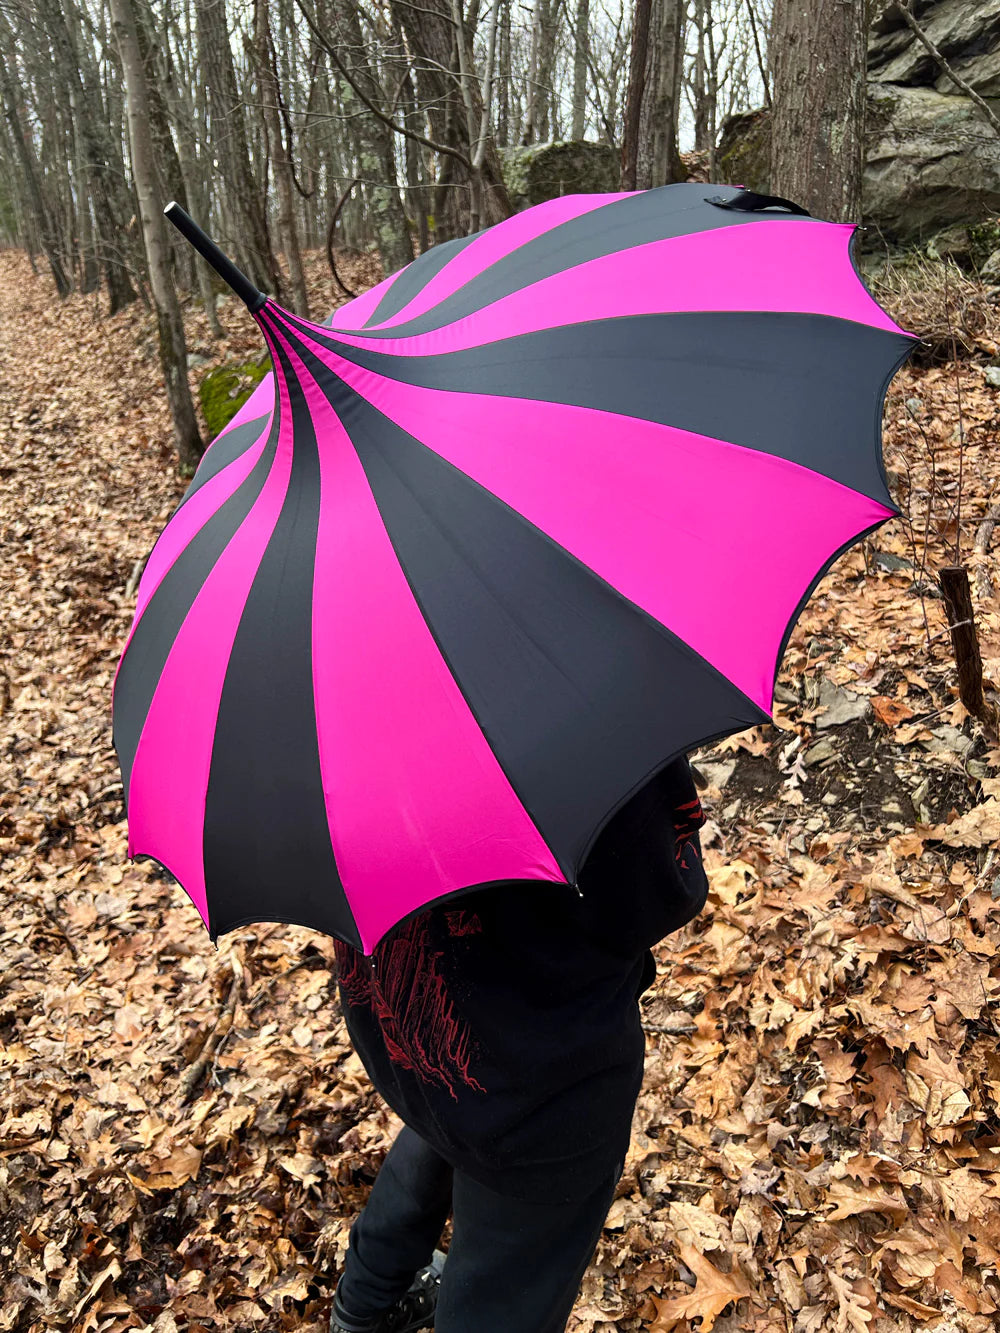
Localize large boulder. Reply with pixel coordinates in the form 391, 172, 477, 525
868, 0, 1000, 98
500, 141, 620, 212
865, 83, 1000, 240
715, 110, 771, 195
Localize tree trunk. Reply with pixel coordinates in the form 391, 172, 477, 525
110, 0, 203, 472
196, 0, 281, 296
622, 0, 685, 189
392, 0, 512, 237
158, 23, 223, 336
328, 0, 413, 273
396, 20, 429, 253
40, 0, 139, 313
770, 0, 866, 221
522, 0, 544, 144
134, 1, 188, 215
255, 0, 309, 314
497, 0, 512, 147
535, 0, 559, 141
691, 0, 711, 151
0, 33, 71, 297
571, 0, 590, 139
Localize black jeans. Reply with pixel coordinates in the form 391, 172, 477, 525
336, 1125, 623, 1333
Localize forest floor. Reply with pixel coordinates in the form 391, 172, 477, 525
1, 244, 999, 1333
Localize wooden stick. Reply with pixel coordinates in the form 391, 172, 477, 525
975, 501, 1000, 557
938, 565, 995, 729
971, 501, 999, 601
177, 963, 242, 1103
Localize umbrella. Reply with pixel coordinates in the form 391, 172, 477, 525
112, 185, 916, 954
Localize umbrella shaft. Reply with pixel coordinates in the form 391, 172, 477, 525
163, 201, 266, 314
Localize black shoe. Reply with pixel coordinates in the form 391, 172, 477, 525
330, 1250, 445, 1333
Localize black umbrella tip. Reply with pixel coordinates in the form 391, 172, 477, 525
162, 202, 267, 314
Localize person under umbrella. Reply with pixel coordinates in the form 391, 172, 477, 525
114, 186, 916, 1331
325, 757, 708, 1333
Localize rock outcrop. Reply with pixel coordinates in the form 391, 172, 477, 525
718, 1, 1000, 247
868, 0, 1000, 98
866, 1, 1000, 241
500, 141, 620, 212
866, 83, 1000, 239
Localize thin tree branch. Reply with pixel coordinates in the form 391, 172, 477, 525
292, 0, 473, 168
474, 0, 501, 170
177, 960, 243, 1104
327, 176, 360, 298
745, 0, 769, 108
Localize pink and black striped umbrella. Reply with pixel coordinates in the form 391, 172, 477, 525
112, 186, 916, 954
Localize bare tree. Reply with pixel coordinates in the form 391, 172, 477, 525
110, 0, 203, 471
255, 0, 310, 314
622, 0, 685, 189
770, 0, 866, 220
196, 0, 281, 295
0, 11, 71, 296
452, 0, 502, 231
571, 0, 591, 137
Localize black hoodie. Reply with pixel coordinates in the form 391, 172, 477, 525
333, 756, 708, 1202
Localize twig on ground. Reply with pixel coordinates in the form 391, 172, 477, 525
124, 555, 147, 600
972, 500, 1000, 600
13, 887, 80, 962
177, 958, 243, 1103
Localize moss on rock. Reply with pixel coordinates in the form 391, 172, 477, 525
715, 110, 771, 193
500, 141, 619, 212
198, 354, 272, 439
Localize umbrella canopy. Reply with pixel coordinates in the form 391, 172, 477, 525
112, 185, 916, 953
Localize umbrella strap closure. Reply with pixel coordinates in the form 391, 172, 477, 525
705, 190, 811, 218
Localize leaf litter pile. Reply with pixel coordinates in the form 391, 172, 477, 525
1, 248, 999, 1333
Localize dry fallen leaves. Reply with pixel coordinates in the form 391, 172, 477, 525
647, 1244, 752, 1331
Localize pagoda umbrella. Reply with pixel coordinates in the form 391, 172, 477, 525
111, 187, 916, 955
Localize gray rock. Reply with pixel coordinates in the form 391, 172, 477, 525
868, 0, 1000, 98
715, 4, 1000, 241
927, 223, 972, 261
939, 47, 1000, 100
872, 550, 914, 572
815, 679, 870, 729
982, 249, 1000, 282
500, 141, 619, 213
804, 738, 837, 767
864, 85, 1000, 240
715, 109, 771, 195
922, 723, 974, 756
984, 365, 1000, 388
696, 759, 737, 790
